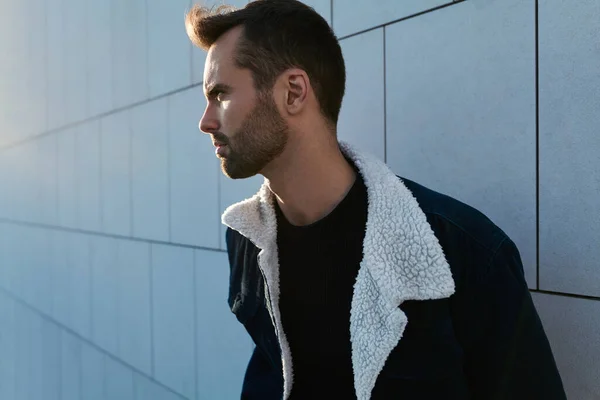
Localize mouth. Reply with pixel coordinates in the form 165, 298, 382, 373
214, 142, 227, 157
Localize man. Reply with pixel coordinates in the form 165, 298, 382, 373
185, 1, 566, 399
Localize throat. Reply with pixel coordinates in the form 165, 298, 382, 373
270, 156, 357, 227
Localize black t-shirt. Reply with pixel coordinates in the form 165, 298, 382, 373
276, 172, 368, 399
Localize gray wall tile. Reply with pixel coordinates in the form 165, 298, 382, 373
46, 0, 66, 130
195, 250, 252, 399
29, 314, 44, 400
0, 293, 16, 400
112, 0, 149, 108
538, 0, 600, 297
3, 225, 26, 296
147, 0, 192, 97
117, 240, 152, 375
0, 3, 29, 143
31, 317, 61, 400
152, 244, 196, 398
3, 148, 20, 220
6, 144, 39, 223
26, 229, 52, 315
168, 88, 220, 248
36, 135, 59, 226
13, 304, 32, 399
70, 233, 93, 339
191, 46, 206, 86
101, 111, 132, 237
80, 341, 106, 400
18, 226, 37, 306
91, 235, 120, 355
533, 293, 600, 399
385, 0, 537, 287
105, 355, 135, 399
333, 0, 450, 37
134, 373, 182, 400
76, 121, 102, 232
0, 225, 7, 291
0, 156, 8, 217
61, 331, 83, 400
338, 28, 385, 161
86, 0, 113, 117
50, 231, 72, 327
40, 319, 62, 400
0, 150, 13, 219
27, 0, 48, 137
36, 230, 55, 317
63, 0, 87, 124
131, 100, 170, 242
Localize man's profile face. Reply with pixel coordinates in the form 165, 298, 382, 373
199, 26, 288, 179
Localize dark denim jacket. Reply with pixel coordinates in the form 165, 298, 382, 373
225, 172, 566, 400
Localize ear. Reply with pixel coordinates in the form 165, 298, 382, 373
281, 68, 310, 116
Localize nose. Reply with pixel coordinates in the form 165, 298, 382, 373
199, 104, 219, 134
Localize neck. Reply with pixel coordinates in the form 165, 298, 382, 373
263, 136, 356, 226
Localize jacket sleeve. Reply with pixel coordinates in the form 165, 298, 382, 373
242, 346, 285, 400
453, 238, 566, 400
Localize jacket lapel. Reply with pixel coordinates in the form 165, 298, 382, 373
222, 142, 455, 400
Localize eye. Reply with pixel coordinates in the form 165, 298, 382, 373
216, 91, 226, 102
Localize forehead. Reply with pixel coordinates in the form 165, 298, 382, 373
204, 26, 244, 88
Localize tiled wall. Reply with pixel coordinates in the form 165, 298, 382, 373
0, 0, 598, 399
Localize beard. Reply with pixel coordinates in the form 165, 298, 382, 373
215, 92, 289, 179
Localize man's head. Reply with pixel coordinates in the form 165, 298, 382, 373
185, 0, 346, 179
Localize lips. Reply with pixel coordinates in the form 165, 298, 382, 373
214, 143, 227, 157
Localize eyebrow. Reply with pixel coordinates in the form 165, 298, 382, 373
204, 83, 232, 98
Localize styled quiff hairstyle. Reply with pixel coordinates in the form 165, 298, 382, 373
185, 0, 346, 126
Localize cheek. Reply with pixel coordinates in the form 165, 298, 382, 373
223, 99, 252, 132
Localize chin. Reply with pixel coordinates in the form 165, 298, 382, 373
221, 162, 261, 180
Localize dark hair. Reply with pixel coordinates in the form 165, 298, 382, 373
185, 0, 346, 127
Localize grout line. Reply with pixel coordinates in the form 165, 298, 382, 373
99, 120, 105, 231
0, 217, 227, 254
193, 250, 199, 400
89, 235, 95, 346
534, 0, 540, 291
0, 82, 203, 154
531, 289, 600, 302
55, 134, 59, 224
58, 320, 64, 400
78, 329, 84, 400
0, 285, 189, 400
167, 99, 173, 242
338, 0, 466, 41
129, 112, 134, 237
145, 0, 151, 99
383, 27, 387, 164
74, 127, 81, 229
149, 244, 156, 377
102, 351, 108, 398
84, 0, 90, 126
44, 0, 49, 133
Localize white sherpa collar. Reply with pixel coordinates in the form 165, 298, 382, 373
222, 141, 455, 400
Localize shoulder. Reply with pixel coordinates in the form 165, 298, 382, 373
398, 175, 509, 255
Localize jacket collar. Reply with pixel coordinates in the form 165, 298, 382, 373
222, 142, 455, 400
